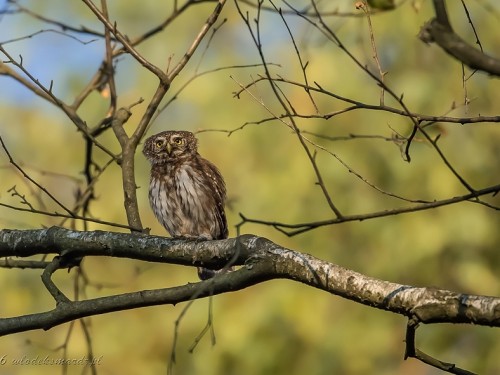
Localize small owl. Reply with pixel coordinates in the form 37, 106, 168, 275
142, 130, 228, 279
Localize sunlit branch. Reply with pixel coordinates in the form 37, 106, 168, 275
0, 227, 498, 336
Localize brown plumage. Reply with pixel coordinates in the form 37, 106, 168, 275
142, 130, 228, 279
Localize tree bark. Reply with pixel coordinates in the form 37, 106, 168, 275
0, 227, 498, 336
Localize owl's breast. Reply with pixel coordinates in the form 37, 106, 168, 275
175, 166, 205, 211
148, 161, 222, 239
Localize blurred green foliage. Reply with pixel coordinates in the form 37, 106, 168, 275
0, 1, 499, 375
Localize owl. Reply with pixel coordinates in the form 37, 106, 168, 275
142, 130, 228, 280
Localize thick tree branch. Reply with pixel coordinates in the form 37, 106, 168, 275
0, 227, 498, 338
110, 106, 145, 231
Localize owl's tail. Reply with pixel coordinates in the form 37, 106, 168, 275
197, 266, 234, 280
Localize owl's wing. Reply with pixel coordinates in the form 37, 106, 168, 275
200, 158, 228, 240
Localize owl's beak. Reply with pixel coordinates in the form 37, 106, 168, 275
165, 143, 172, 155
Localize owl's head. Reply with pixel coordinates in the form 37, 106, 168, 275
142, 130, 198, 165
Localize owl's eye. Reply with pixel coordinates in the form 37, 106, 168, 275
155, 139, 165, 148
172, 137, 184, 145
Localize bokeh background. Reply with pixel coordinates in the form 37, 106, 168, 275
0, 1, 499, 374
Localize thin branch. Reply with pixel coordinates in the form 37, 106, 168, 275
358, 1, 386, 105
0, 258, 50, 269
112, 0, 199, 58
0, 46, 118, 160
239, 183, 500, 235
155, 62, 277, 124
101, 0, 117, 115
188, 295, 216, 353
6, 1, 111, 40
460, 0, 483, 53
167, 0, 227, 82
234, 0, 343, 218
405, 318, 476, 375
270, 0, 318, 113
0, 136, 76, 217
252, 3, 478, 193
81, 0, 169, 82
312, 141, 432, 204
233, 75, 500, 125
0, 28, 97, 46
238, 0, 387, 17
80, 318, 98, 375
0, 201, 141, 231
286, 0, 436, 170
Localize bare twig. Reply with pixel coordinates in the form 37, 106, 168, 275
270, 0, 319, 113
167, 0, 227, 82
460, 0, 483, 53
405, 318, 476, 375
239, 0, 387, 17
6, 1, 111, 39
0, 201, 141, 231
0, 136, 75, 217
0, 46, 118, 160
0, 29, 97, 46
357, 1, 386, 105
81, 0, 169, 82
155, 63, 275, 126
232, 75, 500, 125
234, 1, 343, 218
239, 183, 500, 236
0, 258, 50, 269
